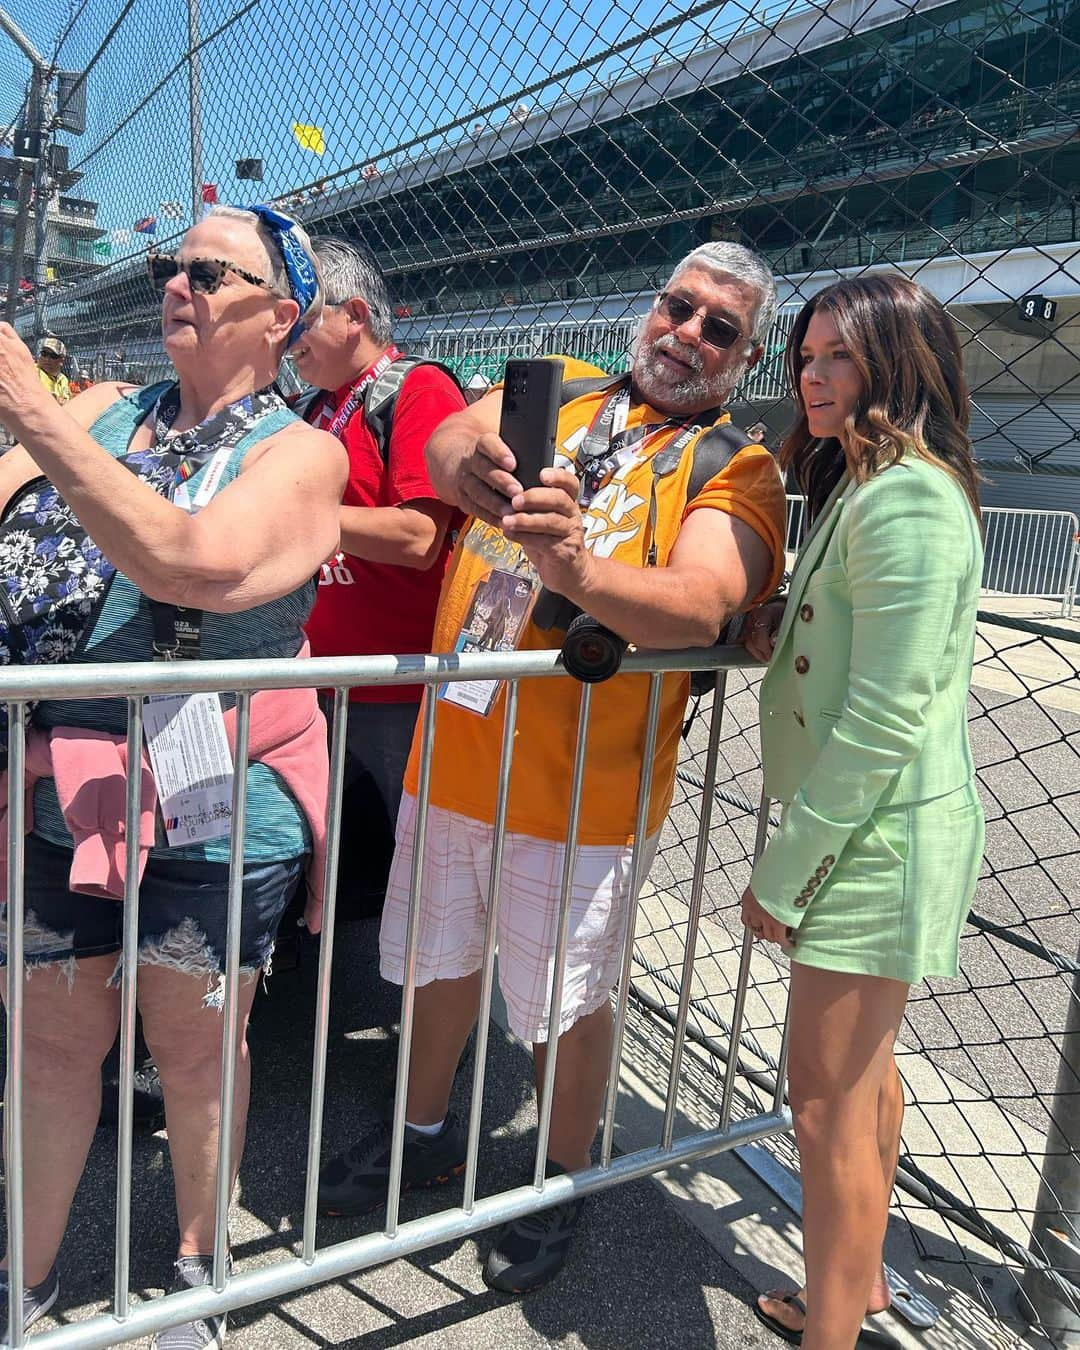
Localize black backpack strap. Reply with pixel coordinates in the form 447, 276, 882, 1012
289, 386, 327, 424
558, 369, 628, 405
363, 357, 465, 465
653, 420, 756, 499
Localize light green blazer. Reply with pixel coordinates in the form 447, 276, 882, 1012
750, 456, 983, 929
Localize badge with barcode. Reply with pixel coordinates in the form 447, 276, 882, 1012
142, 693, 235, 846
439, 568, 538, 716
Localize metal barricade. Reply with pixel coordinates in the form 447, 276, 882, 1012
1, 644, 787, 1348
784, 493, 807, 557
981, 508, 1080, 618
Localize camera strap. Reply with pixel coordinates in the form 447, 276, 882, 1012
148, 383, 285, 659
574, 378, 714, 510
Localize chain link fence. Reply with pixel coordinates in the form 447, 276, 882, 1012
1, 0, 1079, 1341
2, 0, 1078, 529
638, 612, 1080, 1344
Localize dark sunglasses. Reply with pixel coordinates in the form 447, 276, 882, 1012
147, 252, 272, 295
654, 291, 743, 350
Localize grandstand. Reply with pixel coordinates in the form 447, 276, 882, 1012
1, 160, 107, 302
26, 0, 1080, 511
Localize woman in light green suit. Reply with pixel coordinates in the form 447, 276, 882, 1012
741, 274, 984, 1349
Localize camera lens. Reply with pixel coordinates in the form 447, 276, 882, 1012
562, 613, 629, 683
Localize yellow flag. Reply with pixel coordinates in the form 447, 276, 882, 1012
45, 265, 56, 281
292, 123, 325, 155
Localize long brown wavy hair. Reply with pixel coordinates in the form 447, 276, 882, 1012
780, 273, 981, 524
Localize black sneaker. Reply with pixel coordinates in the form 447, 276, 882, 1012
0, 1264, 60, 1343
100, 1026, 166, 1134
318, 1114, 467, 1217
151, 1254, 229, 1349
482, 1162, 585, 1295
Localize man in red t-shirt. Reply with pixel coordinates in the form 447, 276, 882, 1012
293, 237, 464, 908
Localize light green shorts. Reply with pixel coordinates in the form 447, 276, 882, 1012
789, 780, 984, 985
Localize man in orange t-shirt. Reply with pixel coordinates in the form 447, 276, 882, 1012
317, 244, 787, 1291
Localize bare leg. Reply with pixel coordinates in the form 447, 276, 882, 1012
868, 1056, 904, 1311
138, 964, 259, 1257
532, 1002, 612, 1172
403, 973, 481, 1125
0, 954, 119, 1285
782, 965, 909, 1350
760, 1048, 903, 1334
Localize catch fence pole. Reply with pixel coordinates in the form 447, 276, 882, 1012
1021, 948, 1080, 1345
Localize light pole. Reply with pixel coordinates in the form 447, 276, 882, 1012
31, 76, 54, 339
0, 8, 48, 328
188, 0, 204, 226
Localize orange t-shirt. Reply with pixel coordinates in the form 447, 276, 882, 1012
403, 360, 786, 844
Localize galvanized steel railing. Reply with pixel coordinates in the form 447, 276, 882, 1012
1, 645, 788, 1348
981, 507, 1080, 617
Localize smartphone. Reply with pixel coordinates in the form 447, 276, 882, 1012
498, 359, 563, 491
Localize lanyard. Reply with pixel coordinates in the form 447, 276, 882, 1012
574, 380, 702, 509
151, 385, 283, 501
147, 383, 284, 658
326, 344, 402, 439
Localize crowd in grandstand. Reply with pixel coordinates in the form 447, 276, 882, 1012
0, 206, 983, 1350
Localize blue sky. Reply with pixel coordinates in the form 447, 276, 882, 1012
1, 0, 766, 260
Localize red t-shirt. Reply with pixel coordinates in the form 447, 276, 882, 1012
304, 359, 465, 703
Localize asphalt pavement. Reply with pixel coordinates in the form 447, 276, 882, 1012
10, 919, 771, 1349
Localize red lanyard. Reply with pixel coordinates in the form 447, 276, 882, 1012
326, 345, 402, 439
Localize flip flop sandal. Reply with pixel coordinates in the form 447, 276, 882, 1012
752, 1291, 902, 1349
856, 1324, 902, 1348
752, 1290, 806, 1345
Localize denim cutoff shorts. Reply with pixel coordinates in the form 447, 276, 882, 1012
0, 833, 306, 987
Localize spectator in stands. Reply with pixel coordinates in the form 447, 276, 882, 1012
0, 204, 345, 1346
741, 273, 984, 1348
292, 237, 464, 913
36, 337, 71, 405
317, 241, 787, 1293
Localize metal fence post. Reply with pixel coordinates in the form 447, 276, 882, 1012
1021, 962, 1080, 1345
2, 64, 41, 328
1061, 531, 1079, 620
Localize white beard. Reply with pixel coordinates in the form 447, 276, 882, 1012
631, 327, 749, 414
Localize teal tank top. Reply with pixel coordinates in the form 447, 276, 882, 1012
32, 383, 313, 863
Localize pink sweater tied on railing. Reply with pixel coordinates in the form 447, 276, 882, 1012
0, 664, 331, 933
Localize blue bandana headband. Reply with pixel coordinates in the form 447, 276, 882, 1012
244, 203, 319, 347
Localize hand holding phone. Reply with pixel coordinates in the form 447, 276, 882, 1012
498, 359, 562, 492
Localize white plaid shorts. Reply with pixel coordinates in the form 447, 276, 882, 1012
379, 794, 659, 1043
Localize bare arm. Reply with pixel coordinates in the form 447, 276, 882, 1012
502, 468, 773, 649
339, 366, 461, 567
0, 327, 347, 611
338, 498, 454, 569
0, 380, 129, 511
576, 508, 772, 648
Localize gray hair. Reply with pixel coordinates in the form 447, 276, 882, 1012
667, 241, 778, 344
205, 204, 324, 331
310, 236, 394, 345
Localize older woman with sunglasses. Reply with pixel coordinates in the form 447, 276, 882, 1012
0, 205, 345, 1346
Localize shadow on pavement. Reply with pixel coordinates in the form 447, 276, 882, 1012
5, 917, 755, 1347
